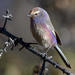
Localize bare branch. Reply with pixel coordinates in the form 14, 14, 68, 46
0, 10, 73, 75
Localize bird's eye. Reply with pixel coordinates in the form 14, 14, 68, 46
35, 13, 38, 15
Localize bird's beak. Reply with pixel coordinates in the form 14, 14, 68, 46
27, 14, 32, 17
27, 12, 34, 17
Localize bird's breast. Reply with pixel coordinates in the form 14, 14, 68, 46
30, 18, 57, 48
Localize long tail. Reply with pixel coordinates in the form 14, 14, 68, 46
54, 45, 71, 68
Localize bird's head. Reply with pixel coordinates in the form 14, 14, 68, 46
28, 7, 49, 19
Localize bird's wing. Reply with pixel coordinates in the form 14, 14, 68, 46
55, 31, 62, 45
46, 19, 62, 45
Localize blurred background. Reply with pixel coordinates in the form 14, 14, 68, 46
0, 0, 75, 75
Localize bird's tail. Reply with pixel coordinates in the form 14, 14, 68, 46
54, 45, 71, 68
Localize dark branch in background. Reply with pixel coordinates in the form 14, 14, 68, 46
0, 10, 73, 75
39, 54, 46, 75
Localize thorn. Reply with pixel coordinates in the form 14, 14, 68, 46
41, 53, 47, 58
6, 9, 9, 14
0, 49, 3, 57
2, 14, 13, 20
19, 46, 25, 51
48, 56, 52, 60
54, 65, 57, 68
2, 9, 13, 29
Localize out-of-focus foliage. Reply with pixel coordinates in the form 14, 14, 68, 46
0, 0, 75, 75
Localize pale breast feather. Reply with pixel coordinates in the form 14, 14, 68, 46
30, 23, 45, 45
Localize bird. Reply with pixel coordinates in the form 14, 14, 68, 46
28, 7, 71, 68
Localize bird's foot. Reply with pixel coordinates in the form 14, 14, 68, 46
41, 53, 47, 58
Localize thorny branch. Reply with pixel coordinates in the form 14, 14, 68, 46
0, 10, 73, 75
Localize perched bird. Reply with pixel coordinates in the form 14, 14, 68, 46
28, 7, 71, 68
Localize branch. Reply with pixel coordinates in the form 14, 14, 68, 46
0, 10, 73, 75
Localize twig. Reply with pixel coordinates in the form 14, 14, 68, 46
39, 54, 46, 75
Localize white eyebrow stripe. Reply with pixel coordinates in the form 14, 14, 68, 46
34, 11, 40, 14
